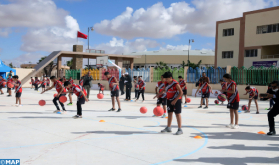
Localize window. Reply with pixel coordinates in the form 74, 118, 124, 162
222, 51, 233, 59
245, 49, 258, 57
223, 28, 234, 36
257, 23, 279, 34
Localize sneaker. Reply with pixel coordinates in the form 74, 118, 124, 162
198, 106, 202, 108
15, 104, 19, 107
256, 111, 259, 114
117, 109, 122, 112
233, 125, 239, 129
53, 110, 60, 113
18, 105, 22, 107
161, 114, 167, 118
67, 103, 73, 106
175, 129, 183, 135
226, 124, 233, 128
0, 93, 4, 95
108, 108, 115, 111
56, 111, 62, 114
161, 127, 172, 133
135, 100, 138, 102
203, 106, 208, 109
267, 131, 276, 135
7, 95, 12, 97
62, 111, 67, 114
245, 110, 250, 113
72, 115, 79, 118
142, 100, 145, 103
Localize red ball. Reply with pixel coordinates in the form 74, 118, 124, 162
140, 107, 147, 114
101, 88, 104, 91
153, 106, 164, 116
39, 100, 46, 106
186, 98, 191, 103
54, 93, 57, 97
217, 94, 226, 102
8, 83, 14, 88
214, 100, 219, 104
59, 96, 67, 103
97, 93, 104, 99
2, 82, 6, 86
29, 82, 32, 84
242, 105, 248, 110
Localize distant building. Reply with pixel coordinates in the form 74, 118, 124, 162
126, 49, 215, 69
20, 64, 37, 69
215, 6, 279, 68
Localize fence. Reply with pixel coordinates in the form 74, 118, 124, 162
65, 69, 81, 80
126, 68, 150, 82
153, 67, 184, 82
231, 66, 279, 85
187, 67, 226, 84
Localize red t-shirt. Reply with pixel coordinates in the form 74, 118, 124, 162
70, 84, 86, 98
35, 80, 40, 85
69, 79, 74, 84
247, 87, 258, 97
164, 80, 181, 100
221, 82, 227, 90
47, 78, 50, 84
227, 80, 240, 103
99, 84, 104, 90
42, 79, 47, 86
0, 79, 6, 86
138, 80, 146, 90
31, 78, 34, 83
199, 82, 210, 94
54, 81, 66, 93
15, 80, 22, 93
108, 76, 119, 91
157, 81, 166, 98
179, 80, 187, 90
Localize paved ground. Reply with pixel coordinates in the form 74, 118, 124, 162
0, 88, 279, 165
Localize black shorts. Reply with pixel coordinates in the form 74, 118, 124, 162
8, 88, 11, 91
227, 101, 239, 110
47, 84, 50, 86
202, 93, 210, 98
0, 86, 2, 90
167, 99, 182, 114
157, 97, 167, 106
250, 96, 258, 100
183, 89, 187, 95
42, 85, 45, 88
111, 90, 119, 97
78, 96, 85, 104
16, 92, 22, 98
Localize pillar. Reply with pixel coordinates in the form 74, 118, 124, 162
73, 45, 83, 52
130, 59, 134, 69
226, 65, 232, 74
184, 66, 188, 81
150, 67, 154, 82
115, 57, 123, 68
57, 56, 62, 78
73, 55, 83, 70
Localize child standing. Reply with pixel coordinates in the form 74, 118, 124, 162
104, 72, 121, 112
34, 77, 40, 91
7, 75, 13, 97
154, 75, 167, 118
178, 76, 187, 104
195, 78, 213, 109
0, 76, 6, 95
244, 86, 259, 114
31, 77, 35, 89
12, 75, 22, 107
221, 74, 240, 129
133, 76, 139, 99
155, 72, 183, 135
136, 76, 146, 102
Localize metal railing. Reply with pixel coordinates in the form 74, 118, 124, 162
262, 54, 279, 59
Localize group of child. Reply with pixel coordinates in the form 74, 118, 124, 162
0, 75, 22, 106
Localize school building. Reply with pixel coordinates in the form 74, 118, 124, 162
128, 49, 215, 69
215, 6, 279, 68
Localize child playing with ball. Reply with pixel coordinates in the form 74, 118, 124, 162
12, 75, 22, 107
221, 74, 240, 129
219, 79, 227, 104
154, 75, 167, 118
195, 77, 213, 109
244, 86, 259, 114
98, 83, 104, 94
178, 76, 187, 104
154, 72, 183, 135
104, 72, 121, 112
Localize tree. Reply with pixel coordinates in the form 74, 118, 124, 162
66, 59, 73, 69
8, 62, 15, 68
38, 56, 57, 77
180, 61, 187, 68
156, 61, 169, 69
185, 60, 202, 69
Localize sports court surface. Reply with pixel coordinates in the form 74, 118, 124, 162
0, 89, 279, 165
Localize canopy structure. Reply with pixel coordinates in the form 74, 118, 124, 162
0, 59, 16, 79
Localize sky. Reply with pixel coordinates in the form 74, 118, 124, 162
0, 0, 278, 67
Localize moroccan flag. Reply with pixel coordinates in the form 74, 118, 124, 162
77, 31, 88, 39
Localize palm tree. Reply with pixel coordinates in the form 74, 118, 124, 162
38, 56, 57, 76
156, 61, 169, 69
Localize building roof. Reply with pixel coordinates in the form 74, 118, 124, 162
126, 49, 215, 56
